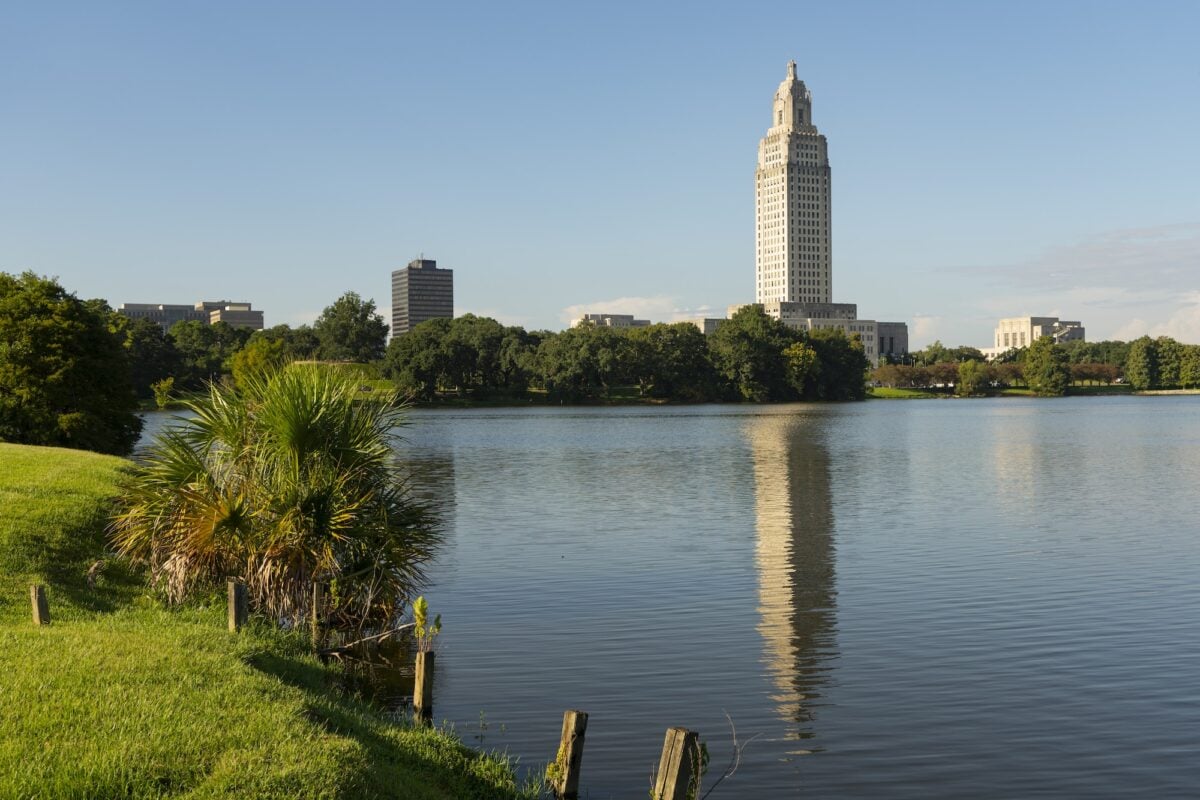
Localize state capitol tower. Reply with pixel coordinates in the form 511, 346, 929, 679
755, 61, 832, 306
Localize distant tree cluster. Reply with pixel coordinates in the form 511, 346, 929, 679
0, 272, 142, 454
876, 333, 1200, 397
873, 360, 1028, 396
384, 306, 871, 403
1123, 335, 1200, 390
142, 292, 388, 395
0, 272, 393, 455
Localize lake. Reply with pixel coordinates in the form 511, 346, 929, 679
143, 397, 1200, 797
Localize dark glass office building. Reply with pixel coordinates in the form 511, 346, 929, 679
391, 258, 453, 335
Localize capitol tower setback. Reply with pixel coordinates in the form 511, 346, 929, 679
755, 60, 832, 306
731, 62, 908, 364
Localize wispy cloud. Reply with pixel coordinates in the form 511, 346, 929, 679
938, 222, 1200, 344
947, 222, 1200, 291
910, 314, 943, 343
1113, 291, 1200, 342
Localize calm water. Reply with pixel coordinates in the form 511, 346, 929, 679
143, 398, 1200, 797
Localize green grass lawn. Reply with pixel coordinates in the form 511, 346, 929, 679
866, 387, 942, 399
0, 443, 536, 800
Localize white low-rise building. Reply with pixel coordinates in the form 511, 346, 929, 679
690, 318, 728, 336
982, 316, 1085, 358
571, 313, 651, 329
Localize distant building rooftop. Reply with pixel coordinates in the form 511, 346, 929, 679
571, 313, 651, 329
118, 300, 264, 331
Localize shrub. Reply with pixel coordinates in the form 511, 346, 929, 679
110, 365, 439, 631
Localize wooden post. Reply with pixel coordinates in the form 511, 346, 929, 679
551, 709, 588, 799
227, 578, 247, 632
653, 727, 701, 800
30, 584, 50, 626
414, 650, 435, 724
311, 582, 324, 648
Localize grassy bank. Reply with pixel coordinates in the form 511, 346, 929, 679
868, 384, 1136, 400
866, 387, 942, 399
0, 443, 536, 800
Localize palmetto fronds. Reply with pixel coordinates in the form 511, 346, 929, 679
110, 364, 438, 631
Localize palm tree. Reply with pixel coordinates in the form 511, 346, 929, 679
110, 364, 439, 632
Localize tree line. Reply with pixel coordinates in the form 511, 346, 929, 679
1, 272, 875, 457
875, 334, 1200, 396
113, 289, 390, 399
8, 268, 1198, 459
384, 306, 871, 403
0, 272, 393, 455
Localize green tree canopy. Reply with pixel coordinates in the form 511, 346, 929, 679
442, 314, 508, 395
0, 272, 142, 455
708, 306, 800, 402
121, 316, 182, 399
168, 320, 252, 389
384, 315, 537, 400
313, 292, 389, 363
783, 341, 820, 397
230, 336, 289, 389
1061, 339, 1130, 366
914, 340, 950, 365
535, 324, 631, 401
626, 323, 718, 400
806, 328, 870, 400
252, 324, 319, 362
1155, 336, 1184, 388
1023, 336, 1070, 396
1123, 336, 1159, 390
957, 359, 991, 396
385, 318, 452, 400
1180, 345, 1200, 389
386, 309, 875, 405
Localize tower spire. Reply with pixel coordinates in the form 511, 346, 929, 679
787, 60, 797, 80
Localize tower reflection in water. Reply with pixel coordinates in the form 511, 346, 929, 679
748, 410, 837, 750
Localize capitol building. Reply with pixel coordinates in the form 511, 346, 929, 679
702, 63, 908, 364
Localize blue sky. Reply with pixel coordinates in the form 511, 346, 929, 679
3, 0, 1198, 347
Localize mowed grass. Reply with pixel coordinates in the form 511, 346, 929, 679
867, 387, 941, 399
0, 443, 536, 800
0, 442, 136, 623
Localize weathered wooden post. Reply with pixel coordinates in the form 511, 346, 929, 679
653, 727, 701, 800
550, 709, 588, 799
30, 584, 50, 626
414, 650, 435, 724
227, 578, 247, 632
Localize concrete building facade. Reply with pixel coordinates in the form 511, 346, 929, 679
876, 321, 909, 361
739, 63, 905, 366
119, 300, 263, 331
571, 313, 651, 329
690, 318, 728, 336
391, 258, 454, 335
756, 61, 832, 306
204, 302, 264, 330
118, 303, 208, 330
985, 316, 1085, 357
